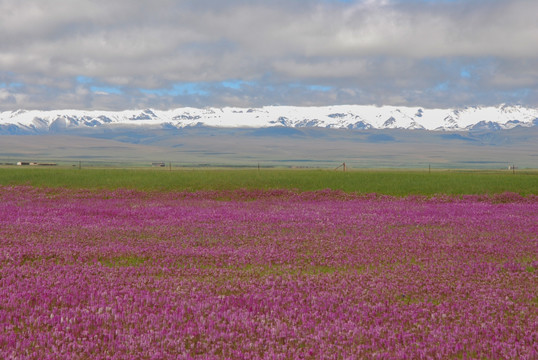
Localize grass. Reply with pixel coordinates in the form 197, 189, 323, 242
1, 167, 537, 195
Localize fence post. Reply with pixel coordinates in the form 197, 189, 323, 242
335, 162, 346, 171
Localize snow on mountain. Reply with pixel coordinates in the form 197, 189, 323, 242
1, 105, 537, 133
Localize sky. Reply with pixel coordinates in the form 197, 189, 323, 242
1, 0, 537, 111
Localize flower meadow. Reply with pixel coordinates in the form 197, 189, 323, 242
0, 186, 537, 359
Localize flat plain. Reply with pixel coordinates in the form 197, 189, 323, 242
1, 125, 537, 169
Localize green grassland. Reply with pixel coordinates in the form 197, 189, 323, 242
0, 167, 537, 195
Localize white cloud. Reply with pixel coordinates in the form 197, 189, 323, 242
0, 0, 537, 109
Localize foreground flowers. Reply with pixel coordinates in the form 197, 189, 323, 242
0, 187, 536, 359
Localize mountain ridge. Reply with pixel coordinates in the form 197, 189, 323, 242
1, 105, 538, 134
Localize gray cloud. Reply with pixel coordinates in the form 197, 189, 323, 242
1, 0, 537, 110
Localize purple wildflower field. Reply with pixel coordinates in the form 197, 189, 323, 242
0, 186, 537, 359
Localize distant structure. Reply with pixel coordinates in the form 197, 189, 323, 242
16, 161, 57, 166
152, 162, 166, 167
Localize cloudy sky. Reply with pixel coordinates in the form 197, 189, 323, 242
1, 0, 537, 110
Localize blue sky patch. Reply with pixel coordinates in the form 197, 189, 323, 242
221, 80, 254, 90
141, 83, 209, 96
76, 76, 93, 84
0, 82, 23, 88
434, 82, 450, 91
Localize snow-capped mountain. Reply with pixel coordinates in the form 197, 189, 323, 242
1, 105, 537, 134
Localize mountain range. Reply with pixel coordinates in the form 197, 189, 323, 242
2, 105, 538, 134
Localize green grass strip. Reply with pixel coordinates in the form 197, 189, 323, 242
0, 167, 537, 195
